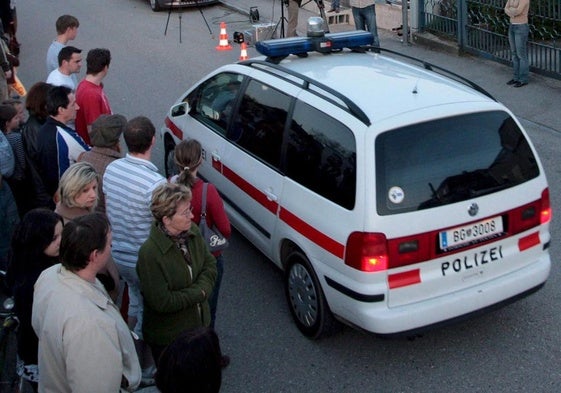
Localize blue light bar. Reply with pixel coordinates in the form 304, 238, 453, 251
255, 30, 374, 58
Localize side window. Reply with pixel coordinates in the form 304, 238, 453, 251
285, 101, 356, 210
229, 79, 290, 169
186, 72, 243, 135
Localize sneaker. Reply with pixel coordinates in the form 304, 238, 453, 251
506, 79, 518, 85
513, 81, 528, 88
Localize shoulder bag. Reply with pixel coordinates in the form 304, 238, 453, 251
199, 182, 229, 253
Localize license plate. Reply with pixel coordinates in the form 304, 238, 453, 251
439, 216, 503, 250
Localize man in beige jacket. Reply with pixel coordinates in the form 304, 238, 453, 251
32, 213, 141, 392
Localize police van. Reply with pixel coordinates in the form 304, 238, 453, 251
160, 20, 551, 338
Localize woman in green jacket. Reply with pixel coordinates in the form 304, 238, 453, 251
137, 183, 217, 365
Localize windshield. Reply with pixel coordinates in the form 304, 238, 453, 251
375, 111, 539, 215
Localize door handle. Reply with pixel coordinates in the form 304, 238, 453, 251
264, 188, 278, 202
211, 152, 221, 162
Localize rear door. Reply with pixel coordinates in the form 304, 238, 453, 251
373, 109, 549, 308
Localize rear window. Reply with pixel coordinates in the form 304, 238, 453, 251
376, 111, 540, 215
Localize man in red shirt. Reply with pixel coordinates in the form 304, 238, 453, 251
75, 48, 112, 145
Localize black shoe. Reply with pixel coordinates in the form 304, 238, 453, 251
220, 355, 230, 368
327, 8, 336, 12
506, 79, 517, 85
513, 81, 528, 88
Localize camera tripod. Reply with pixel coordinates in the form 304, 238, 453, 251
301, 0, 330, 33
272, 0, 289, 39
273, 0, 330, 39
164, 0, 214, 42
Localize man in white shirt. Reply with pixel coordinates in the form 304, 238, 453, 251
46, 45, 82, 90
46, 14, 79, 75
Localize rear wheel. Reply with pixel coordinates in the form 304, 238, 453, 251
150, 0, 162, 11
284, 251, 336, 339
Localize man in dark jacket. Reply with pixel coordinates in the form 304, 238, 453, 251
36, 85, 89, 198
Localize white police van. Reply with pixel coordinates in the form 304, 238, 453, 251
160, 20, 551, 338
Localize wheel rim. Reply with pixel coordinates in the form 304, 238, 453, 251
287, 262, 318, 328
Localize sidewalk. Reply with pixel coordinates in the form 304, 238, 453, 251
220, 0, 561, 133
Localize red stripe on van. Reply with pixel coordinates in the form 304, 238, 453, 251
388, 269, 421, 289
221, 164, 279, 215
518, 232, 540, 251
279, 208, 345, 258
165, 117, 183, 140
214, 160, 344, 258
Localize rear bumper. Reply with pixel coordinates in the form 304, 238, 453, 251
330, 253, 550, 335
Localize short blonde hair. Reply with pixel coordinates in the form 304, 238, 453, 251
151, 183, 192, 223
57, 162, 99, 210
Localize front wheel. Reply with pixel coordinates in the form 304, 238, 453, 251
284, 251, 336, 339
150, 0, 162, 11
164, 139, 177, 179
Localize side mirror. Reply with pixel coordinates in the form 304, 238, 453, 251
171, 103, 188, 117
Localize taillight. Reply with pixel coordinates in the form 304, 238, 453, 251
345, 232, 388, 272
509, 187, 551, 233
540, 188, 552, 224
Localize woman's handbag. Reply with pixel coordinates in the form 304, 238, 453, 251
199, 182, 229, 253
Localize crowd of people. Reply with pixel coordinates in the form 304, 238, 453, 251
1, 10, 230, 393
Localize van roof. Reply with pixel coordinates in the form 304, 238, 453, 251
247, 50, 496, 125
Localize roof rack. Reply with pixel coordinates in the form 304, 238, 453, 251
239, 59, 371, 126
240, 27, 495, 125
370, 47, 496, 101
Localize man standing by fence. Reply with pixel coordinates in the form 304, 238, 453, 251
504, 0, 530, 87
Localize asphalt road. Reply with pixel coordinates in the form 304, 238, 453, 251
15, 0, 561, 392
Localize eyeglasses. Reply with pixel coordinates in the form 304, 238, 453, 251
177, 205, 193, 217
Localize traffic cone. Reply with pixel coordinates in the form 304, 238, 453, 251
216, 22, 232, 51
239, 42, 248, 60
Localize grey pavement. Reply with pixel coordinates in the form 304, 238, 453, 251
220, 0, 561, 134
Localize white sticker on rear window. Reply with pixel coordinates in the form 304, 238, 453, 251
388, 186, 404, 204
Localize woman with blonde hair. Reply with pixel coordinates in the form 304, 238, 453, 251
137, 182, 218, 366
173, 139, 231, 328
55, 161, 98, 222
54, 161, 120, 301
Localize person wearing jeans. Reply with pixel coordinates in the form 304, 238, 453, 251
350, 0, 380, 47
504, 0, 530, 87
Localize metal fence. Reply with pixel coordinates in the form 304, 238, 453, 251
419, 0, 561, 79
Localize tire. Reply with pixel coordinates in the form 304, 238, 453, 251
164, 139, 177, 179
150, 0, 162, 11
284, 251, 336, 339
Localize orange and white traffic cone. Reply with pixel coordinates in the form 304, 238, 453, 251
215, 22, 232, 51
239, 42, 248, 60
